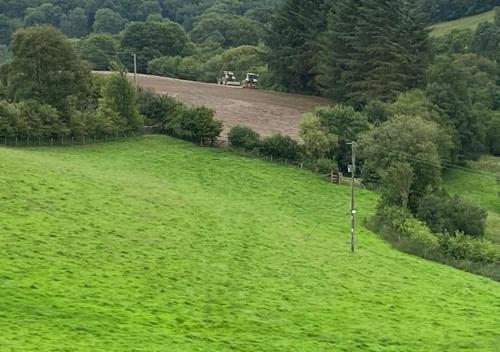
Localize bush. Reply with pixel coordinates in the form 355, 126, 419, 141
97, 66, 143, 133
228, 125, 261, 151
0, 100, 27, 137
137, 88, 183, 127
18, 100, 64, 137
167, 106, 223, 144
261, 133, 300, 161
439, 232, 498, 264
369, 203, 499, 281
369, 205, 440, 258
417, 193, 487, 237
316, 158, 338, 174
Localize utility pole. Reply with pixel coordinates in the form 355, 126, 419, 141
133, 53, 138, 91
348, 141, 357, 253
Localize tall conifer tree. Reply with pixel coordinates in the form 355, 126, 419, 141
319, 0, 430, 104
266, 0, 328, 93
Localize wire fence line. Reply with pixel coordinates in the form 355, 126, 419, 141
0, 131, 145, 148
0, 130, 350, 185
205, 137, 350, 185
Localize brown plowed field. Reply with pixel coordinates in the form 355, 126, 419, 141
134, 73, 332, 138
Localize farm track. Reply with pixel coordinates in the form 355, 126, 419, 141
133, 73, 332, 137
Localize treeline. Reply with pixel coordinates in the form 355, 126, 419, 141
268, 0, 500, 159
0, 0, 282, 81
0, 25, 223, 145
421, 0, 500, 22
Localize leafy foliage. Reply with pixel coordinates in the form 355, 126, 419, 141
359, 114, 452, 207
137, 88, 182, 127
97, 65, 143, 133
261, 133, 300, 161
168, 106, 223, 144
228, 125, 261, 151
266, 0, 327, 93
416, 193, 488, 237
79, 33, 119, 70
5, 25, 91, 110
121, 20, 191, 72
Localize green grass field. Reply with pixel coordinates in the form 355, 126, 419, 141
430, 10, 494, 37
444, 156, 500, 244
1, 136, 499, 351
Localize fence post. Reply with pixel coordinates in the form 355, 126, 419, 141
26, 137, 29, 146
50, 138, 53, 146
15, 136, 18, 146
271, 155, 273, 162
4, 136, 6, 145
94, 135, 97, 143
71, 137, 74, 145
300, 162, 304, 169
38, 137, 41, 146
83, 136, 85, 145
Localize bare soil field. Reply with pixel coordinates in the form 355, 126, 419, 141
134, 73, 332, 138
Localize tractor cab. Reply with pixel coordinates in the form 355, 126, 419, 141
243, 73, 258, 88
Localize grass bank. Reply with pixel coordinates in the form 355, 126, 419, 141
1, 136, 499, 351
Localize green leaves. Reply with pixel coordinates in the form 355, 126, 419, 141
7, 25, 91, 110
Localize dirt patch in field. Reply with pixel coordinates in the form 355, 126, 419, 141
135, 74, 332, 138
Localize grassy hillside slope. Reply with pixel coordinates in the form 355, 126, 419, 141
430, 10, 494, 37
0, 136, 499, 351
444, 156, 500, 243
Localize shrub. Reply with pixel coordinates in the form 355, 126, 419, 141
370, 205, 440, 258
18, 100, 64, 138
316, 158, 338, 174
228, 125, 261, 151
137, 88, 183, 127
439, 232, 498, 264
148, 56, 182, 78
167, 106, 223, 144
417, 193, 487, 237
261, 133, 300, 161
369, 203, 499, 280
0, 100, 27, 137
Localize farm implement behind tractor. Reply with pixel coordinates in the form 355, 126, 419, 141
218, 71, 241, 86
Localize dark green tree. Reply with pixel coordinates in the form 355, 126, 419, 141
121, 20, 191, 72
359, 114, 452, 208
24, 3, 63, 27
97, 65, 143, 132
93, 8, 127, 34
317, 0, 362, 101
352, 0, 430, 103
0, 15, 19, 45
6, 25, 91, 110
60, 7, 89, 38
425, 54, 495, 157
80, 33, 119, 70
266, 0, 327, 93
